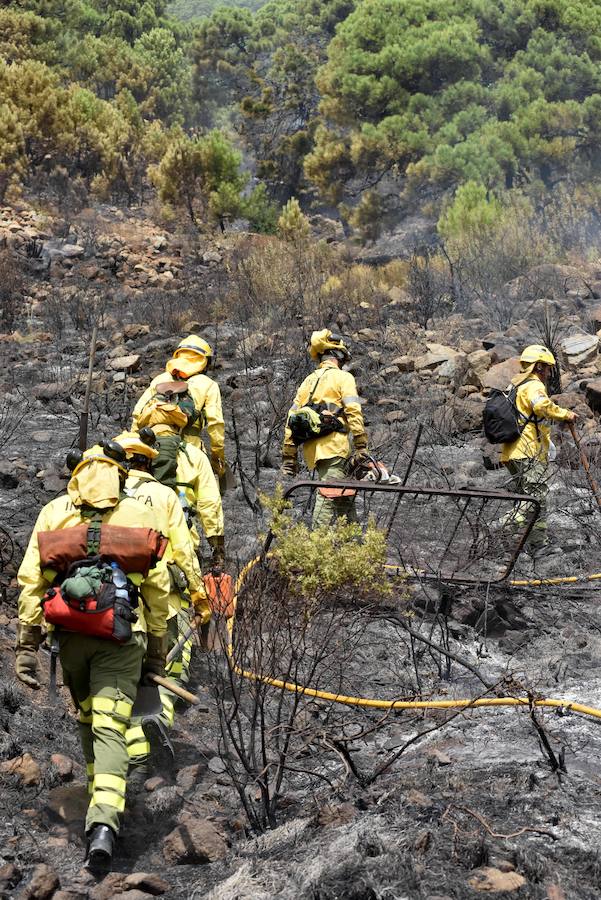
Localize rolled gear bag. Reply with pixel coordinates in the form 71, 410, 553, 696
38, 521, 168, 642
38, 523, 168, 577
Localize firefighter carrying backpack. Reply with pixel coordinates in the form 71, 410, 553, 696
38, 516, 168, 643
287, 370, 346, 446
483, 377, 540, 444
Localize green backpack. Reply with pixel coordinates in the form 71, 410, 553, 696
151, 435, 185, 490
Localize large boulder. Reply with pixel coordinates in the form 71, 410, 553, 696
560, 332, 599, 368
481, 358, 521, 390
415, 343, 461, 372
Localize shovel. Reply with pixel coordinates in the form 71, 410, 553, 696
131, 626, 208, 720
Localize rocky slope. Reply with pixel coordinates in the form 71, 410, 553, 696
2, 204, 601, 898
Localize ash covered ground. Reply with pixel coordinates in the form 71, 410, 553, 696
2, 214, 601, 898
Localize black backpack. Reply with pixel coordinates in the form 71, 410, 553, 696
483, 378, 539, 444
287, 370, 345, 446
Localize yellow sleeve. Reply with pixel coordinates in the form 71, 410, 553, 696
340, 372, 365, 438
131, 383, 155, 434
204, 379, 225, 460
139, 564, 169, 637
192, 451, 224, 538
166, 492, 203, 593
283, 383, 305, 456
17, 505, 54, 627
528, 384, 571, 422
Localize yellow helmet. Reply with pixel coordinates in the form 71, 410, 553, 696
309, 329, 351, 362
520, 345, 556, 367
113, 431, 159, 461
173, 335, 213, 362
67, 442, 129, 477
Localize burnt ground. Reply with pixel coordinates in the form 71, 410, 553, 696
2, 246, 601, 897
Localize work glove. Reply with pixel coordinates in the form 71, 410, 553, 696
207, 534, 225, 573
15, 624, 44, 690
280, 446, 298, 479
190, 591, 212, 626
142, 633, 168, 681
210, 451, 226, 478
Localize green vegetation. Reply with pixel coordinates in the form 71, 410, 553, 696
168, 0, 265, 22
4, 0, 601, 239
263, 489, 392, 600
306, 0, 601, 218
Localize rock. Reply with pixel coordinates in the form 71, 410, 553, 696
451, 396, 484, 432
18, 863, 59, 899
560, 332, 599, 367
115, 892, 156, 900
390, 355, 414, 372
123, 324, 150, 340
88, 874, 126, 900
144, 776, 166, 792
59, 243, 85, 259
46, 784, 89, 823
162, 816, 228, 864
467, 349, 492, 386
153, 235, 168, 250
415, 343, 460, 372
426, 748, 452, 766
481, 358, 520, 390
50, 753, 74, 780
176, 763, 203, 791
467, 867, 526, 892
202, 250, 222, 265
31, 430, 53, 443
53, 892, 87, 900
585, 378, 601, 413
123, 873, 170, 895
79, 265, 99, 280
43, 474, 66, 493
109, 354, 140, 372
0, 863, 21, 893
208, 756, 226, 775
0, 752, 42, 785
436, 352, 468, 382
385, 409, 406, 424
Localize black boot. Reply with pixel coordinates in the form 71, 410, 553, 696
84, 825, 115, 873
142, 714, 175, 773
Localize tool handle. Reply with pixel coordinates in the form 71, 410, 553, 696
146, 673, 200, 705
165, 615, 203, 664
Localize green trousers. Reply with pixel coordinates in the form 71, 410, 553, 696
58, 630, 146, 834
312, 457, 358, 529
505, 458, 549, 548
126, 609, 192, 765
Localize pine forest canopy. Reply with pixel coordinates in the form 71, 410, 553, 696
167, 0, 266, 22
2, 0, 601, 238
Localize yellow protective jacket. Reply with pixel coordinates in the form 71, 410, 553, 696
125, 469, 204, 611
132, 371, 225, 461
18, 494, 169, 636
500, 374, 571, 463
176, 443, 224, 539
283, 360, 366, 471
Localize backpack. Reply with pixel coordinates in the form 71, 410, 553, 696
288, 371, 346, 446
150, 434, 185, 490
138, 381, 200, 432
38, 513, 168, 643
41, 557, 138, 644
149, 437, 195, 524
483, 378, 540, 444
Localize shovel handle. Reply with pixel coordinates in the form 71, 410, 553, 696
165, 614, 203, 664
146, 673, 200, 705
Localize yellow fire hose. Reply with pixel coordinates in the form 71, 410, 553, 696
224, 556, 601, 724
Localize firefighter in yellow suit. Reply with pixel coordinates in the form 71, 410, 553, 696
113, 432, 211, 771
15, 445, 169, 873
500, 344, 577, 553
281, 329, 370, 528
131, 335, 226, 480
